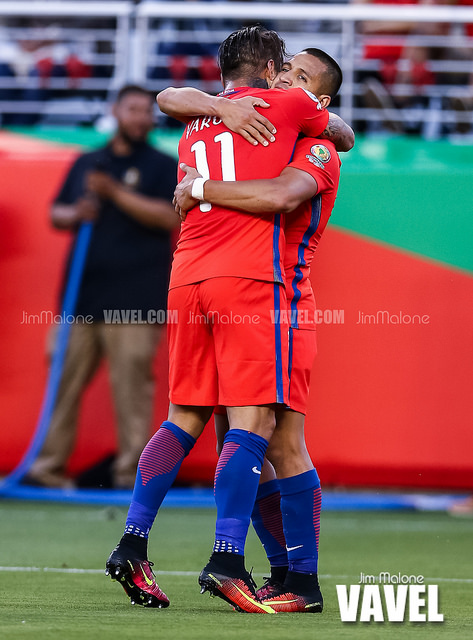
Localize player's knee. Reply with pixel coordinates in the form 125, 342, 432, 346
227, 406, 276, 440
167, 403, 213, 438
267, 439, 312, 477
265, 440, 285, 468
250, 413, 276, 441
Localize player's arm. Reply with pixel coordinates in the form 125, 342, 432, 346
173, 163, 317, 217
320, 112, 355, 152
156, 87, 276, 146
85, 171, 178, 230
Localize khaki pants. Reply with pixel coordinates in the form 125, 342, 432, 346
29, 322, 162, 488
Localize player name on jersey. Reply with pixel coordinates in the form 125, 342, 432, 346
185, 116, 223, 140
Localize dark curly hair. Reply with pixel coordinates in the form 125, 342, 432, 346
218, 25, 286, 87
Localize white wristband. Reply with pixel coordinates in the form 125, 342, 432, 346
191, 177, 208, 201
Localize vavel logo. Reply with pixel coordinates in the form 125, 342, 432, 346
337, 572, 444, 623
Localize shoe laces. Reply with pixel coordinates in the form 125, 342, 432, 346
262, 576, 278, 587
257, 577, 281, 599
247, 567, 258, 592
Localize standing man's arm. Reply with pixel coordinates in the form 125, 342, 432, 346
49, 154, 100, 229
85, 171, 178, 230
51, 198, 99, 229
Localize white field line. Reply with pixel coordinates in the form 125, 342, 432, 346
0, 566, 472, 583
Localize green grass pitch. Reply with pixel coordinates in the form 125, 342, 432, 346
1, 500, 472, 639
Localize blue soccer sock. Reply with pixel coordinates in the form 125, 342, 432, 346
124, 421, 196, 538
279, 469, 322, 574
213, 429, 268, 556
251, 479, 288, 567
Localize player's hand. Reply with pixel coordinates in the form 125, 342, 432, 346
173, 163, 201, 221
218, 96, 276, 146
85, 171, 117, 200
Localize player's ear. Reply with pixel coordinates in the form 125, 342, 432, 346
318, 94, 331, 108
266, 59, 277, 82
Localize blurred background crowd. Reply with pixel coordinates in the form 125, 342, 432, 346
0, 0, 472, 139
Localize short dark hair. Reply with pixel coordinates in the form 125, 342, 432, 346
115, 84, 152, 104
218, 25, 286, 83
302, 48, 343, 99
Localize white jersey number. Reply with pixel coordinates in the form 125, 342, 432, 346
190, 132, 235, 212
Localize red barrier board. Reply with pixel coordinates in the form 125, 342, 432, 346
1, 134, 472, 489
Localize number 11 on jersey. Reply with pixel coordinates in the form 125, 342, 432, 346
191, 132, 236, 213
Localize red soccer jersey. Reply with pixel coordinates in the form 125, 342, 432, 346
169, 86, 329, 289
284, 138, 340, 330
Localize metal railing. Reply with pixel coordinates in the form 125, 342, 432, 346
0, 1, 472, 136
0, 2, 132, 124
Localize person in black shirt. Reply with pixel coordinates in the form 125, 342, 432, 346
27, 84, 178, 489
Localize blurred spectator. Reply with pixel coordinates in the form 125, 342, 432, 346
354, 0, 473, 135
354, 0, 446, 134
150, 0, 221, 90
443, 0, 473, 134
23, 85, 178, 489
0, 20, 91, 125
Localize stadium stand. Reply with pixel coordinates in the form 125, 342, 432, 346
0, 1, 471, 136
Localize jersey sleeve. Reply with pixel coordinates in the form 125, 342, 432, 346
288, 138, 340, 194
283, 88, 330, 138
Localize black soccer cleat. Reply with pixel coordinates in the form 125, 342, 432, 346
106, 544, 169, 608
198, 558, 275, 614
256, 575, 285, 600
261, 572, 323, 613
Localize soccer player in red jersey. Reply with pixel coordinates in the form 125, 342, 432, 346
173, 49, 344, 613
106, 27, 352, 614
166, 38, 349, 614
